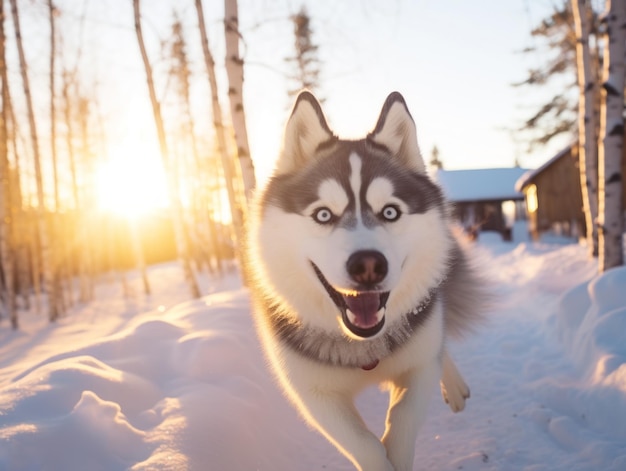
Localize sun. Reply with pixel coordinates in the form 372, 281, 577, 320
95, 144, 169, 218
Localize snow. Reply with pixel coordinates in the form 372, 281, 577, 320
2, 240, 626, 470
434, 168, 528, 202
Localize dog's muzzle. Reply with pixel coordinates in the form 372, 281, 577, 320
311, 255, 390, 339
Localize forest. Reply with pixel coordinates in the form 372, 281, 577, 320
0, 0, 624, 331
0, 2, 625, 470
0, 0, 319, 328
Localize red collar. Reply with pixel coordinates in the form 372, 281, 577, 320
361, 359, 379, 371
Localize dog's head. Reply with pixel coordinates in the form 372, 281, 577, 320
249, 91, 451, 340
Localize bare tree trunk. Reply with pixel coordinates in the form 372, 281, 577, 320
62, 72, 94, 304
59, 4, 87, 304
48, 0, 60, 210
572, 0, 599, 257
4, 73, 29, 310
0, 0, 16, 328
223, 0, 256, 202
195, 0, 244, 255
76, 96, 93, 301
61, 70, 78, 306
47, 0, 70, 314
0, 189, 16, 328
9, 0, 58, 321
129, 219, 150, 295
598, 0, 625, 271
29, 215, 42, 313
169, 15, 211, 273
61, 72, 79, 212
208, 153, 225, 274
132, 0, 200, 298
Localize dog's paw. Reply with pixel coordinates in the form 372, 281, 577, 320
440, 378, 470, 413
440, 350, 470, 413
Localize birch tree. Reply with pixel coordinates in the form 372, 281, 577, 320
62, 71, 79, 213
169, 15, 211, 273
597, 0, 625, 271
132, 0, 200, 298
5, 52, 29, 311
0, 0, 16, 328
61, 69, 85, 303
195, 0, 243, 251
130, 218, 150, 295
76, 95, 99, 302
224, 0, 256, 202
48, 0, 71, 313
9, 0, 59, 321
48, 0, 60, 210
60, 4, 89, 303
572, 0, 599, 257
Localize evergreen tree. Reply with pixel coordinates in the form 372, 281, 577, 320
523, 0, 624, 268
514, 3, 602, 151
429, 145, 443, 170
286, 6, 323, 100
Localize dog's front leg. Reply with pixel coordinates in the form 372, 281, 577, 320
381, 361, 440, 471
297, 390, 395, 471
440, 348, 470, 413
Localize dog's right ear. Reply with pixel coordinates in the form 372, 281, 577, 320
368, 92, 426, 174
275, 91, 336, 175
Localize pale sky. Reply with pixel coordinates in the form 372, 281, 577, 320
237, 0, 572, 183
11, 0, 572, 206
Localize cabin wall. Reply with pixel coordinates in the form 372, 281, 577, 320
524, 148, 586, 240
523, 138, 626, 241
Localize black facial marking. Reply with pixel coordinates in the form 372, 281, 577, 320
261, 139, 445, 222
262, 141, 353, 216
354, 140, 445, 224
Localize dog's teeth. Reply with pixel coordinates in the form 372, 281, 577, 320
346, 308, 385, 327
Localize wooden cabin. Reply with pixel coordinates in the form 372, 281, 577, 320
515, 146, 585, 240
516, 144, 626, 241
434, 168, 528, 241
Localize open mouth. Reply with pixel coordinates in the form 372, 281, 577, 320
311, 263, 389, 338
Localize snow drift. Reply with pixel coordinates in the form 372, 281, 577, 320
556, 266, 626, 442
0, 242, 625, 470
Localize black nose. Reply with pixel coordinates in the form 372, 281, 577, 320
346, 250, 388, 287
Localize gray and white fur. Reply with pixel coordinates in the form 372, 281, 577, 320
246, 91, 488, 471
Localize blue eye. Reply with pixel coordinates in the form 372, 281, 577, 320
381, 205, 401, 222
313, 207, 334, 224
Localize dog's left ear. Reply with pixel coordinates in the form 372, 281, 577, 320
275, 91, 336, 175
368, 92, 425, 174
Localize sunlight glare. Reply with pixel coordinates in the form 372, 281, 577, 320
95, 146, 169, 217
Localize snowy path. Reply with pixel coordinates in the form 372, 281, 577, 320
412, 242, 623, 471
340, 241, 625, 471
1, 241, 625, 470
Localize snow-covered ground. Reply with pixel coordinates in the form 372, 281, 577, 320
1, 236, 626, 470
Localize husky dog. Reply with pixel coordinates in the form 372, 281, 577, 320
247, 91, 486, 471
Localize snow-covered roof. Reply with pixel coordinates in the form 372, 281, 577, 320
515, 144, 574, 192
433, 167, 529, 203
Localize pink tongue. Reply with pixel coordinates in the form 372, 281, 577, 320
344, 293, 381, 328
